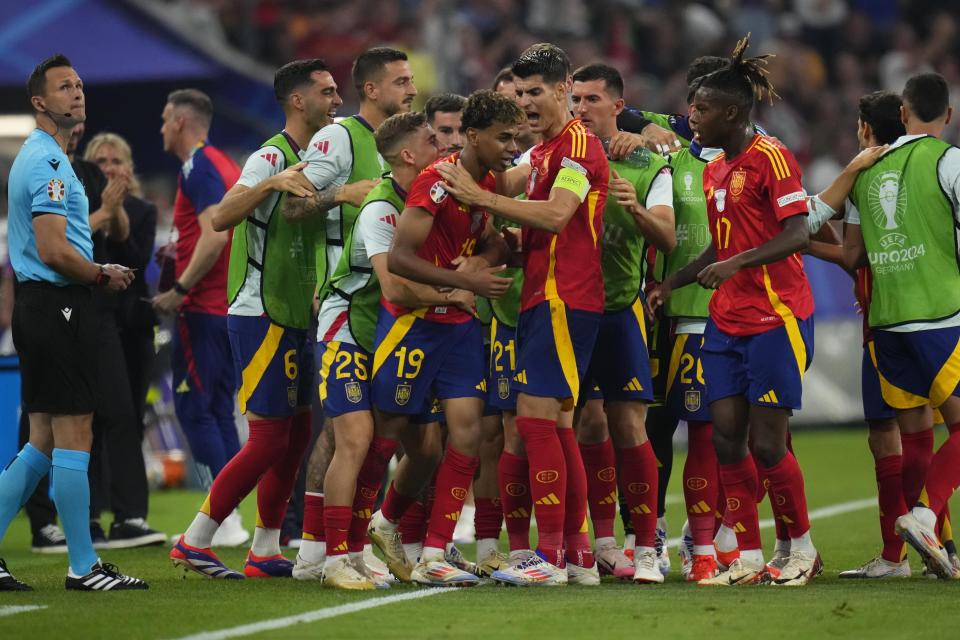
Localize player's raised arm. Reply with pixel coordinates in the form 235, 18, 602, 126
214, 160, 313, 231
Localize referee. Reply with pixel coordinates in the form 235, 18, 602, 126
0, 54, 146, 592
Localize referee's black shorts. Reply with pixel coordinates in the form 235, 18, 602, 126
12, 281, 98, 415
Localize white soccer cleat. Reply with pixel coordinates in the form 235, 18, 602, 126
363, 545, 397, 586
411, 551, 480, 587
367, 511, 413, 582
491, 552, 567, 586
765, 545, 792, 580
633, 549, 665, 584
655, 517, 671, 576
678, 521, 694, 580
445, 544, 478, 575
596, 542, 635, 579
349, 553, 391, 589
292, 554, 325, 581
476, 548, 510, 578
566, 560, 600, 586
771, 550, 823, 586
212, 510, 250, 548
896, 513, 953, 579
838, 556, 910, 579
698, 557, 765, 586
322, 555, 375, 590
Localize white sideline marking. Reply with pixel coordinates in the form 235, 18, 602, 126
171, 588, 451, 640
667, 497, 877, 547
0, 605, 47, 618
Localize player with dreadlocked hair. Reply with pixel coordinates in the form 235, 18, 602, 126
648, 34, 821, 586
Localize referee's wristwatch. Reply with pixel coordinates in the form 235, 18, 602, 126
172, 281, 189, 296
94, 264, 110, 287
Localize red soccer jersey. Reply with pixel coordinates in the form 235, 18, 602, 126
381, 154, 495, 324
521, 119, 608, 313
703, 134, 814, 336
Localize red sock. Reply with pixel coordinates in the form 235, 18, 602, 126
303, 492, 324, 541
579, 439, 617, 540
559, 428, 591, 565
876, 454, 906, 563
324, 505, 352, 557
348, 436, 398, 552
684, 421, 719, 548
714, 466, 725, 536
424, 447, 479, 550
763, 452, 811, 539
517, 416, 566, 563
498, 451, 532, 551
753, 454, 790, 542
399, 472, 435, 544
901, 429, 934, 506
949, 422, 960, 435
618, 441, 658, 548
205, 418, 290, 522
719, 455, 762, 551
257, 413, 311, 529
381, 481, 417, 524
474, 497, 503, 541
919, 426, 960, 514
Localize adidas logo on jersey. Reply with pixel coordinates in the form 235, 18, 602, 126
260, 152, 279, 166
315, 140, 330, 154
379, 213, 398, 227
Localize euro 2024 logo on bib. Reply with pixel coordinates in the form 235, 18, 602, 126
869, 170, 907, 248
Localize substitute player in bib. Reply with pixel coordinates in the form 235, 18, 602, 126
570, 63, 677, 584
843, 73, 960, 580
650, 36, 820, 586
170, 59, 337, 580
282, 47, 415, 571
437, 44, 609, 586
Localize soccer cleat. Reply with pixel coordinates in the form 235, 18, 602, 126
896, 513, 953, 580
107, 518, 166, 549
951, 553, 960, 578
292, 554, 325, 581
66, 561, 148, 591
698, 557, 765, 586
32, 523, 68, 554
212, 510, 250, 548
838, 556, 910, 579
688, 554, 719, 582
764, 546, 792, 580
566, 553, 600, 586
633, 549, 665, 584
367, 511, 413, 582
655, 517, 670, 575
322, 555, 375, 590
170, 535, 244, 579
90, 520, 110, 550
596, 542, 635, 579
0, 558, 32, 591
771, 550, 822, 586
243, 551, 294, 578
363, 545, 397, 586
476, 548, 510, 578
445, 544, 478, 575
350, 553, 390, 589
491, 551, 567, 586
678, 522, 694, 580
714, 543, 740, 571
411, 551, 481, 587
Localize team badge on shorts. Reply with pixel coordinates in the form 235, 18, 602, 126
395, 383, 412, 406
345, 381, 363, 404
498, 376, 510, 400
684, 389, 701, 412
287, 382, 298, 408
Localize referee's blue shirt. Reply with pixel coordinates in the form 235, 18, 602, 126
8, 128, 93, 285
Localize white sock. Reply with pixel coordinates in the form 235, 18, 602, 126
476, 538, 499, 560
635, 545, 656, 557
656, 516, 668, 533
250, 527, 281, 557
714, 524, 737, 553
595, 536, 617, 550
299, 539, 326, 564
624, 533, 635, 550
913, 506, 937, 530
693, 545, 715, 557
184, 512, 219, 548
403, 542, 422, 564
421, 545, 444, 562
323, 552, 346, 569
740, 548, 764, 567
790, 530, 814, 555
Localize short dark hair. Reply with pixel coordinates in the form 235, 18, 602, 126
375, 111, 427, 159
425, 93, 466, 124
352, 47, 408, 99
686, 56, 727, 86
274, 58, 330, 103
167, 88, 214, 129
511, 43, 570, 84
492, 67, 514, 91
902, 73, 950, 123
858, 91, 905, 145
460, 90, 526, 132
27, 53, 72, 102
572, 63, 624, 98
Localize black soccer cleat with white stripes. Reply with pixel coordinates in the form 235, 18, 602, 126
0, 558, 32, 591
65, 561, 148, 591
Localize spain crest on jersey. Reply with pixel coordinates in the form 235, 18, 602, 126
345, 382, 362, 404
395, 383, 412, 406
498, 376, 510, 400
685, 389, 701, 412
730, 170, 747, 197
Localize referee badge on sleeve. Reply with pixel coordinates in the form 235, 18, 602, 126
47, 178, 65, 202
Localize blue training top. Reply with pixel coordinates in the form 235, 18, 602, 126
8, 128, 93, 285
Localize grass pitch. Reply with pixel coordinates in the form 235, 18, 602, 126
2, 429, 960, 639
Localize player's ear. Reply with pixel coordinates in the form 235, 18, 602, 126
899, 104, 909, 127
364, 80, 377, 102
466, 127, 480, 147
614, 98, 625, 116
945, 106, 953, 126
